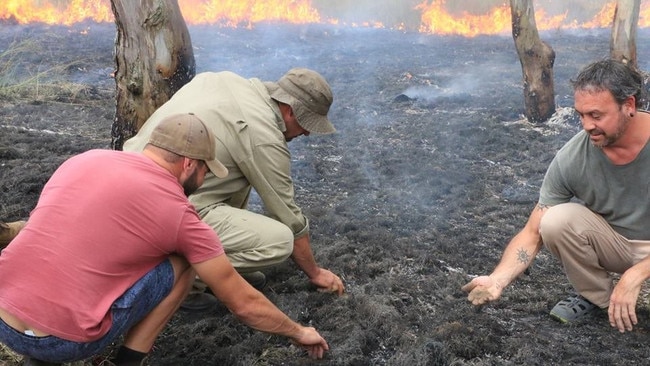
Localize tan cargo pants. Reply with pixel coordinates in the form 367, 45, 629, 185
199, 203, 294, 272
0, 221, 27, 249
188, 203, 294, 294
540, 203, 650, 308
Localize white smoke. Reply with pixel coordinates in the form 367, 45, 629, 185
311, 0, 614, 31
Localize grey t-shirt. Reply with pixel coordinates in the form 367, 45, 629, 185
539, 129, 650, 240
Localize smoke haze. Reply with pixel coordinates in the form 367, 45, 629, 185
313, 0, 614, 29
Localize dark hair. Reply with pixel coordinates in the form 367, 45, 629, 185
571, 59, 645, 108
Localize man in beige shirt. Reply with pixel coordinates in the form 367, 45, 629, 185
123, 68, 345, 308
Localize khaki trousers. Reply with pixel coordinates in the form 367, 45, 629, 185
540, 203, 650, 308
199, 203, 294, 272
191, 204, 293, 293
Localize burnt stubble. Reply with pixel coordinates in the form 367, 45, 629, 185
1, 22, 649, 365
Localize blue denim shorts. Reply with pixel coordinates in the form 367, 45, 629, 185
0, 259, 174, 363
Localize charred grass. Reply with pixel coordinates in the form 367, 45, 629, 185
2, 22, 650, 366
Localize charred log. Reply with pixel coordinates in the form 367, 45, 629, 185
110, 0, 195, 150
510, 0, 555, 124
610, 0, 640, 67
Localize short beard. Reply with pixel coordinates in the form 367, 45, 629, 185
183, 168, 201, 196
592, 110, 629, 148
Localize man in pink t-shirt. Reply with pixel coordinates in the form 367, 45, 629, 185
0, 113, 329, 365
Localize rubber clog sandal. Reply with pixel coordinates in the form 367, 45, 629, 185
550, 294, 598, 323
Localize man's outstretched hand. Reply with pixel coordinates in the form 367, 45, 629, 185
461, 275, 503, 306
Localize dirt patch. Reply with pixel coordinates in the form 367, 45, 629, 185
2, 22, 650, 365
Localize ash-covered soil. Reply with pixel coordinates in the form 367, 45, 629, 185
2, 21, 650, 365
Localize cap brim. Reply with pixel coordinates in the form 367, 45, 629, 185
205, 159, 228, 178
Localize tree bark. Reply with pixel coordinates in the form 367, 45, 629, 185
510, 0, 555, 124
109, 0, 195, 150
610, 0, 640, 67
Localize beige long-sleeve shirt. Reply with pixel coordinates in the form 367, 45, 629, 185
123, 71, 309, 238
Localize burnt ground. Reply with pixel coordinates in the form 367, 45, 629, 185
2, 22, 650, 366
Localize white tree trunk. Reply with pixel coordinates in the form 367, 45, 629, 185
510, 0, 556, 123
110, 0, 195, 150
610, 0, 640, 67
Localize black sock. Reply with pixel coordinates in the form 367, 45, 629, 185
113, 345, 148, 366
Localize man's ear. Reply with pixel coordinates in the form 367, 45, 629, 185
278, 102, 294, 118
182, 157, 198, 172
624, 96, 636, 114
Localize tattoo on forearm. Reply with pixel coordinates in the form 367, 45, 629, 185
516, 248, 531, 264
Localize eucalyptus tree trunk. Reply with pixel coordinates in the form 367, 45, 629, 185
109, 0, 195, 150
610, 0, 640, 67
510, 0, 555, 124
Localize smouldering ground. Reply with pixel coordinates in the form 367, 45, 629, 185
2, 22, 650, 365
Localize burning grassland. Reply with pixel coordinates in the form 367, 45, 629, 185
2, 0, 649, 35
2, 20, 650, 366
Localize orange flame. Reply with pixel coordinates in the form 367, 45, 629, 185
639, 3, 650, 27
1, 0, 649, 37
416, 0, 623, 36
178, 0, 320, 27
417, 1, 511, 36
0, 0, 321, 26
1, 0, 113, 25
580, 1, 616, 28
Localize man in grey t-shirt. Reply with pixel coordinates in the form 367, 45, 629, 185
462, 59, 650, 333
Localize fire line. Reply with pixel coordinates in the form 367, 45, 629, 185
1, 0, 649, 37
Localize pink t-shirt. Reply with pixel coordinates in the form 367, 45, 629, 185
0, 150, 224, 342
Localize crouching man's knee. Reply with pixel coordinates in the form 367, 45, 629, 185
273, 225, 294, 262
540, 202, 593, 254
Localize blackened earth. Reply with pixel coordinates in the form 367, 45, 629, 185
2, 22, 650, 366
